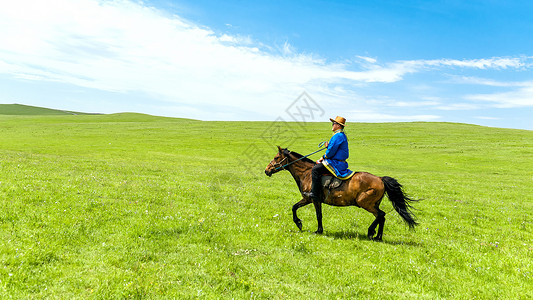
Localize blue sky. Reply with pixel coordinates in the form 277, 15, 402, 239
1, 0, 532, 130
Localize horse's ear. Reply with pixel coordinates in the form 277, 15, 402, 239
277, 145, 282, 153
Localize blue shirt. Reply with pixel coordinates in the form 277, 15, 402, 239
323, 130, 355, 179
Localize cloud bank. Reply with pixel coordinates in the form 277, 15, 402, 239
1, 0, 532, 122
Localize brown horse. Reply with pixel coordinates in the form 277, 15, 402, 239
264, 146, 418, 241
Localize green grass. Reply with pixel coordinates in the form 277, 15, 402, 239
0, 113, 532, 299
0, 104, 92, 115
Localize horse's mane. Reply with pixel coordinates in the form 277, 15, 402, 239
284, 149, 316, 165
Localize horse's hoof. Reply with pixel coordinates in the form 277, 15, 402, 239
294, 219, 303, 231
296, 223, 302, 231
314, 229, 323, 234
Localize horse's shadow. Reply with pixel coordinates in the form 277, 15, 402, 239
322, 229, 423, 247
324, 229, 364, 240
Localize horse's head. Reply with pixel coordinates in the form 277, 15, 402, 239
265, 146, 291, 177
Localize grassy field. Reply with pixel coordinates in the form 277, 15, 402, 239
0, 111, 532, 299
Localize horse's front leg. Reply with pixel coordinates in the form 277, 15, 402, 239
292, 198, 311, 231
312, 200, 323, 234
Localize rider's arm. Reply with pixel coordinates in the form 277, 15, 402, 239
324, 134, 342, 159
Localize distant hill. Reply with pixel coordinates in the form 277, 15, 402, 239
0, 104, 97, 115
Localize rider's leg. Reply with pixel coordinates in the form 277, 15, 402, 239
307, 163, 329, 201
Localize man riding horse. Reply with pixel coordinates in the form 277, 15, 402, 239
264, 116, 418, 239
304, 116, 355, 202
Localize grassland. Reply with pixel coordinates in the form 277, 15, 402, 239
0, 112, 532, 299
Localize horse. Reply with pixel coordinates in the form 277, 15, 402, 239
264, 146, 418, 241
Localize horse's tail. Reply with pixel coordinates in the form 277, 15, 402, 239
381, 176, 419, 229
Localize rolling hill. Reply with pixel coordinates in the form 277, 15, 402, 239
0, 104, 95, 115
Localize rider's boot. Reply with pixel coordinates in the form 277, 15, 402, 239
303, 176, 322, 202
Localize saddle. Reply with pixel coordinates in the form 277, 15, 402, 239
321, 175, 343, 190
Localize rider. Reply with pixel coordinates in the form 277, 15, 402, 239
305, 116, 354, 202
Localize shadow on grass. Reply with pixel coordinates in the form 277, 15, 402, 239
322, 229, 423, 247
324, 230, 364, 240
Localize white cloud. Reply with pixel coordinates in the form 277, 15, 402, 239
422, 57, 525, 69
475, 116, 500, 120
0, 0, 531, 121
346, 110, 440, 122
392, 101, 443, 107
436, 103, 480, 110
451, 76, 527, 87
368, 57, 528, 81
355, 55, 377, 64
444, 76, 533, 108
465, 84, 533, 108
1, 0, 383, 118
340, 57, 529, 84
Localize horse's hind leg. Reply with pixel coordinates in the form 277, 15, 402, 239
359, 191, 385, 241
292, 198, 311, 231
375, 209, 386, 241
367, 209, 386, 241
367, 217, 379, 240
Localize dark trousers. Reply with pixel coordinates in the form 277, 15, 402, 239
311, 163, 331, 199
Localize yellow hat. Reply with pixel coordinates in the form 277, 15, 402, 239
329, 116, 346, 126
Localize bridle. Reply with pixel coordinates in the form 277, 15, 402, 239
270, 147, 327, 171
268, 156, 289, 171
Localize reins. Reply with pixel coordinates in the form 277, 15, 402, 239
274, 147, 327, 171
